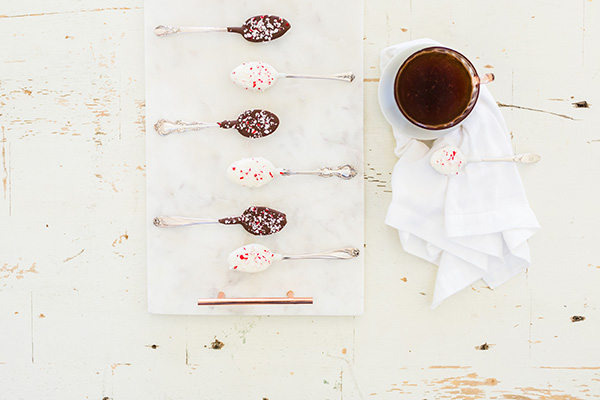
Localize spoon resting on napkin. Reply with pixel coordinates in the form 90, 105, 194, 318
382, 38, 540, 308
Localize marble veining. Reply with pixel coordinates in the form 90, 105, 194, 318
145, 0, 364, 315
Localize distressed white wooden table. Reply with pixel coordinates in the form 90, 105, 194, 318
1, 1, 599, 398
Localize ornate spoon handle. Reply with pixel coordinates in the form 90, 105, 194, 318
155, 25, 228, 36
282, 72, 355, 82
280, 248, 360, 261
279, 164, 357, 180
154, 119, 220, 135
153, 216, 219, 227
478, 153, 541, 163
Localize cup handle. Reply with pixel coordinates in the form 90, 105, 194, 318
475, 73, 495, 86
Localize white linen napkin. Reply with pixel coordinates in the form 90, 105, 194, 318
382, 39, 540, 308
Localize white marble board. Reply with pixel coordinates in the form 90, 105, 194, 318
145, 0, 364, 315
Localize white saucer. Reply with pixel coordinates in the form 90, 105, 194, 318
378, 41, 459, 140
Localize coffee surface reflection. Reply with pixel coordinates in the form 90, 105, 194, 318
394, 47, 482, 131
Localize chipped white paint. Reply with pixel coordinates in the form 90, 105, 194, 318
1, 0, 599, 398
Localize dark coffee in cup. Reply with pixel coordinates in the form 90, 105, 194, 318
394, 47, 483, 130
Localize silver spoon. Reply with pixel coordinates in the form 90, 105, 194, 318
228, 243, 360, 273
154, 109, 279, 138
153, 206, 287, 236
430, 145, 541, 175
230, 62, 355, 92
227, 157, 357, 188
155, 15, 291, 42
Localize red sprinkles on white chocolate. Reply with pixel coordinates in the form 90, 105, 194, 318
227, 244, 277, 273
429, 146, 466, 175
230, 62, 278, 92
227, 157, 278, 187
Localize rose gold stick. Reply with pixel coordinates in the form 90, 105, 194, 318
197, 291, 313, 306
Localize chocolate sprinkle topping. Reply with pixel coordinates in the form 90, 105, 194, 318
219, 119, 237, 129
219, 109, 280, 139
227, 15, 291, 43
218, 206, 287, 236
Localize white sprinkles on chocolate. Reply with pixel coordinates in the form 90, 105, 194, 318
242, 15, 291, 42
218, 206, 287, 236
237, 109, 278, 137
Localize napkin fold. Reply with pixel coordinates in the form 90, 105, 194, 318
382, 39, 540, 308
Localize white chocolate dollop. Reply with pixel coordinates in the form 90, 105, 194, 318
230, 62, 278, 92
430, 146, 466, 175
227, 157, 278, 188
228, 244, 281, 273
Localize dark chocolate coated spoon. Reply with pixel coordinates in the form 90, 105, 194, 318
153, 206, 287, 236
155, 15, 291, 42
154, 109, 279, 139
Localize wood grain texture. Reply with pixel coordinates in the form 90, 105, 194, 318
1, 0, 599, 398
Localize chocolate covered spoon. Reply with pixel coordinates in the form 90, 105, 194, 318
231, 62, 355, 92
227, 157, 357, 188
153, 206, 287, 236
228, 244, 360, 273
155, 15, 291, 42
154, 109, 279, 138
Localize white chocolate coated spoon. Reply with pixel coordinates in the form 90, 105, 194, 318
228, 244, 360, 273
430, 146, 541, 175
227, 157, 357, 188
230, 62, 355, 92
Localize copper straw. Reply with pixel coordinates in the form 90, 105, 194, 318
197, 291, 313, 306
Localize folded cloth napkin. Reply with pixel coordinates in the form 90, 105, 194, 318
382, 39, 540, 308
